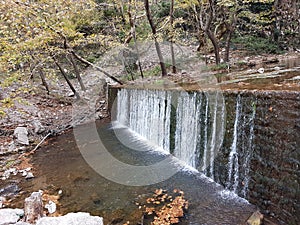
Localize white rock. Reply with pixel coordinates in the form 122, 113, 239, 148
25, 172, 34, 179
0, 208, 24, 225
0, 197, 6, 208
14, 127, 29, 145
274, 66, 280, 71
257, 68, 265, 74
21, 170, 28, 177
67, 92, 75, 97
45, 200, 56, 214
36, 212, 103, 225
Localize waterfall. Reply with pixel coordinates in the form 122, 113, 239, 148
227, 94, 241, 193
241, 100, 256, 198
226, 95, 257, 196
115, 88, 255, 197
174, 92, 201, 167
117, 89, 172, 151
201, 95, 209, 172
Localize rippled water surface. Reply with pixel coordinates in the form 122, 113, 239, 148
15, 121, 255, 225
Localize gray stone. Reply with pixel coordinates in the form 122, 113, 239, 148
14, 127, 29, 145
15, 222, 31, 225
36, 212, 103, 225
0, 208, 24, 225
32, 120, 45, 134
24, 192, 43, 224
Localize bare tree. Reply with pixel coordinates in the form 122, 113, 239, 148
199, 0, 221, 64
144, 0, 167, 76
127, 0, 144, 78
52, 55, 80, 99
169, 0, 176, 73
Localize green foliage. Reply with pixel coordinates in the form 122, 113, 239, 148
0, 97, 14, 108
143, 66, 162, 77
210, 63, 229, 71
233, 35, 283, 54
0, 109, 6, 118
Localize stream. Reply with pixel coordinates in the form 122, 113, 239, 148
11, 120, 256, 225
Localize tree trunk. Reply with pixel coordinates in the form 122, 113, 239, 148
127, 0, 144, 78
224, 31, 232, 63
52, 56, 80, 99
144, 0, 167, 76
206, 30, 220, 64
169, 0, 176, 73
38, 68, 50, 94
69, 54, 86, 91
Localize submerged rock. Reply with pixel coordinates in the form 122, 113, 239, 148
0, 208, 24, 225
36, 212, 103, 225
14, 127, 29, 145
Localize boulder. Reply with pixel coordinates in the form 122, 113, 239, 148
36, 212, 103, 225
24, 192, 43, 224
14, 127, 29, 145
0, 208, 24, 225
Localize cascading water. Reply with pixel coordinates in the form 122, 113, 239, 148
241, 100, 256, 198
227, 94, 241, 193
225, 94, 257, 197
174, 91, 200, 167
115, 88, 255, 197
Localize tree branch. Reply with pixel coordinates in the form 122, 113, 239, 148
70, 50, 123, 85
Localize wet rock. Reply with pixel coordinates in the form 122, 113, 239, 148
24, 192, 43, 224
32, 120, 45, 134
0, 208, 24, 225
247, 211, 263, 225
0, 183, 20, 198
14, 127, 29, 145
36, 212, 103, 225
